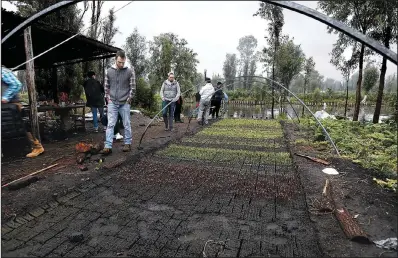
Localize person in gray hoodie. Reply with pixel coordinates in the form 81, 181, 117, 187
100, 50, 136, 155
160, 72, 181, 131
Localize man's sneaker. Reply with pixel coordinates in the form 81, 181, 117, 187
94, 127, 98, 133
164, 128, 169, 131
99, 148, 112, 155
103, 126, 107, 132
122, 144, 131, 152
114, 133, 124, 140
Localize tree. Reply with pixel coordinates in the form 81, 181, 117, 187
124, 27, 148, 78
274, 36, 305, 90
100, 7, 119, 70
385, 74, 397, 94
236, 35, 258, 89
363, 63, 380, 94
254, 2, 284, 119
223, 53, 237, 90
13, 0, 86, 101
369, 0, 398, 123
148, 33, 199, 93
83, 1, 104, 77
318, 1, 378, 121
330, 43, 359, 117
302, 57, 315, 115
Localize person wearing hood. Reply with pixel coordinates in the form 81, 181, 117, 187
160, 72, 181, 131
100, 50, 136, 155
197, 77, 215, 125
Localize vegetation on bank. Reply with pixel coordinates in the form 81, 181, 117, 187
296, 118, 397, 190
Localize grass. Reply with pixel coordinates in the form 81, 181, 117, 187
157, 145, 292, 165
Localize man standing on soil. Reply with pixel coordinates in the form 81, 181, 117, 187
83, 71, 104, 133
1, 66, 45, 158
100, 50, 136, 155
210, 81, 224, 119
160, 72, 181, 131
197, 77, 215, 125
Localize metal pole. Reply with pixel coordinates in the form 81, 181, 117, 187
263, 0, 397, 65
2, 1, 82, 44
235, 75, 341, 156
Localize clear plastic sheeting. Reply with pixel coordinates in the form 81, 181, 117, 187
374, 238, 397, 250
314, 110, 336, 120
322, 168, 339, 175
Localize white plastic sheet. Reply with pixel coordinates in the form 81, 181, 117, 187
374, 237, 397, 250
322, 168, 339, 175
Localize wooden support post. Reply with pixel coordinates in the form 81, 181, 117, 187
24, 26, 41, 142
52, 66, 58, 103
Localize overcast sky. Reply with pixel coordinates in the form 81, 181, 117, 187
4, 1, 397, 81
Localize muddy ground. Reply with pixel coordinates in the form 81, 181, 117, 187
1, 113, 200, 221
1, 117, 397, 257
2, 118, 323, 257
282, 121, 397, 257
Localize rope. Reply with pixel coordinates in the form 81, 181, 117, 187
11, 1, 134, 71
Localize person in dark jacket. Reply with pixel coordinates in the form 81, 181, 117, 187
83, 71, 105, 132
210, 81, 224, 119
195, 91, 201, 108
174, 95, 183, 123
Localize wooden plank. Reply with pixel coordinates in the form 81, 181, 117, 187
23, 26, 40, 142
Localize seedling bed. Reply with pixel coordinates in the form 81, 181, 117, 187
156, 145, 293, 166
197, 128, 283, 139
177, 141, 289, 153
180, 135, 285, 148
127, 159, 299, 199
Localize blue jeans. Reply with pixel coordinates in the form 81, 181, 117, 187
162, 100, 176, 129
104, 102, 132, 148
91, 107, 104, 129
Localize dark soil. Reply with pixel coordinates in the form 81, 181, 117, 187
1, 113, 200, 221
282, 121, 398, 257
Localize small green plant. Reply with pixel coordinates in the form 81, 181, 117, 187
157, 145, 292, 165
299, 118, 397, 178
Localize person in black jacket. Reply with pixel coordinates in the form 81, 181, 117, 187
174, 95, 184, 123
211, 81, 224, 119
83, 71, 105, 132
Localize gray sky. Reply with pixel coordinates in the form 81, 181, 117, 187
4, 1, 397, 81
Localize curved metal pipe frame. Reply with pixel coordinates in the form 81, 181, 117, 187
263, 0, 397, 65
137, 84, 202, 149
230, 75, 341, 156
2, 1, 83, 44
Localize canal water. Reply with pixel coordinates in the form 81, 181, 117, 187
182, 101, 394, 123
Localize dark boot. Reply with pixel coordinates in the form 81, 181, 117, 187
163, 115, 169, 131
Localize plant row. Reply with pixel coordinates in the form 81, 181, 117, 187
156, 145, 292, 165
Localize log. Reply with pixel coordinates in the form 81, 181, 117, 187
334, 207, 371, 244
24, 26, 41, 142
294, 153, 330, 165
2, 164, 59, 188
318, 179, 335, 212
